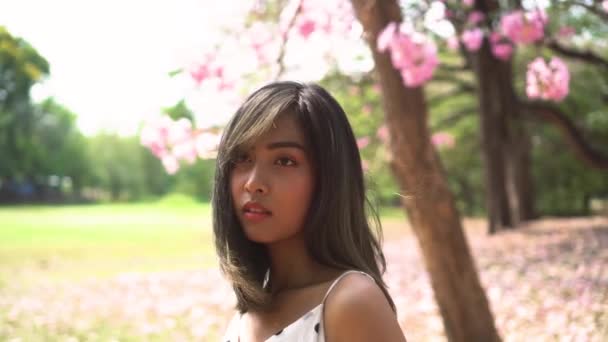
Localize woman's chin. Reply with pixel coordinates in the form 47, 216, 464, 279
243, 228, 300, 245
243, 228, 278, 244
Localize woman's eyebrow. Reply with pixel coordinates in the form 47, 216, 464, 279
266, 141, 306, 151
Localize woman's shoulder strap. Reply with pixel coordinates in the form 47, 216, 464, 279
222, 311, 241, 340
322, 270, 375, 304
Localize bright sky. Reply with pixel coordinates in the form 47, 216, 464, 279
1, 0, 257, 136
4, 1, 456, 137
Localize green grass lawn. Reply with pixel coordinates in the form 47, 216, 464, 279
3, 203, 605, 341
0, 202, 216, 286
0, 201, 408, 288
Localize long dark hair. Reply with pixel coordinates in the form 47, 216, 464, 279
212, 81, 395, 313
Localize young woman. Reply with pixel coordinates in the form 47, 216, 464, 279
215, 81, 406, 341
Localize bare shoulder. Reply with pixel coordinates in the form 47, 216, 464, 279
323, 272, 407, 342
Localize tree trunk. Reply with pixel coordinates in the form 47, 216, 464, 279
470, 32, 537, 233
349, 1, 501, 341
506, 118, 536, 221
470, 42, 514, 233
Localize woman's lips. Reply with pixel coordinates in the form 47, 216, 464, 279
243, 210, 272, 223
242, 201, 272, 223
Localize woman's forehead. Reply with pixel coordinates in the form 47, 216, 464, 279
249, 114, 307, 148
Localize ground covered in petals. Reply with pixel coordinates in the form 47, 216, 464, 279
1, 216, 606, 341
387, 217, 608, 341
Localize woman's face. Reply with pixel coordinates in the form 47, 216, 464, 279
230, 114, 315, 244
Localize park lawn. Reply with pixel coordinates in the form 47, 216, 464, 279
0, 203, 216, 286
0, 202, 410, 339
0, 202, 409, 287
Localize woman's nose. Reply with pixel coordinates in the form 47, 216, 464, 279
243, 164, 269, 195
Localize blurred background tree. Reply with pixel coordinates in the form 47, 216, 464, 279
1, 1, 607, 216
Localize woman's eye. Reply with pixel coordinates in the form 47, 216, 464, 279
234, 154, 251, 164
276, 157, 296, 167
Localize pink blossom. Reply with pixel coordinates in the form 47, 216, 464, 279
161, 155, 179, 174
247, 23, 273, 51
377, 22, 397, 52
462, 0, 474, 7
297, 18, 316, 39
461, 28, 484, 52
140, 116, 172, 158
371, 83, 381, 94
431, 132, 455, 149
189, 64, 210, 85
167, 118, 193, 146
246, 23, 276, 65
489, 32, 513, 61
218, 78, 235, 91
285, 0, 354, 39
603, 1, 608, 12
377, 125, 390, 144
526, 57, 570, 102
446, 36, 460, 51
467, 11, 485, 26
356, 136, 370, 149
500, 9, 547, 44
172, 141, 198, 165
557, 26, 575, 38
491, 43, 513, 61
362, 105, 372, 116
188, 54, 225, 87
140, 115, 221, 174
377, 23, 439, 87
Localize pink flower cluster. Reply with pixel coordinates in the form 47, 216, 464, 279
467, 11, 485, 26
377, 125, 390, 144
140, 116, 221, 174
604, 1, 608, 13
489, 32, 513, 61
458, 10, 490, 53
431, 132, 455, 149
454, 8, 544, 62
285, 0, 354, 40
189, 53, 224, 86
461, 28, 483, 52
526, 57, 570, 102
557, 26, 576, 39
245, 22, 278, 66
377, 22, 439, 88
356, 136, 370, 149
500, 9, 547, 44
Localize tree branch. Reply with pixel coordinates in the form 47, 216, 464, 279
273, 0, 305, 80
556, 0, 608, 21
521, 100, 608, 170
545, 39, 608, 70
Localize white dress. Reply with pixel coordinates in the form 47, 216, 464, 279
221, 270, 374, 342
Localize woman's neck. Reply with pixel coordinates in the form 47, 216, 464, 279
265, 233, 337, 295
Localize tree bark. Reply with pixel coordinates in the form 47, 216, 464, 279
349, 1, 501, 341
503, 97, 537, 225
470, 42, 515, 233
443, 0, 537, 233
470, 0, 538, 233
508, 126, 536, 220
